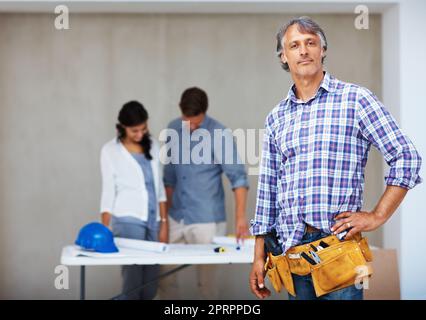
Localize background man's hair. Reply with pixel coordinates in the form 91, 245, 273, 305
179, 87, 208, 116
276, 16, 328, 72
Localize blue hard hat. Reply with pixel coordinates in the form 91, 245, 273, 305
75, 222, 119, 253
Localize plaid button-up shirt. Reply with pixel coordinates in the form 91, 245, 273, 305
250, 71, 422, 254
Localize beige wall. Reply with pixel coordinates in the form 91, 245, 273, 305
0, 13, 382, 299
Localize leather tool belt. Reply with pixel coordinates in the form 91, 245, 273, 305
264, 233, 373, 297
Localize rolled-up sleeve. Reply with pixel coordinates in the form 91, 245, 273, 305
218, 128, 249, 190
100, 146, 116, 213
163, 163, 176, 188
250, 119, 281, 236
357, 88, 422, 190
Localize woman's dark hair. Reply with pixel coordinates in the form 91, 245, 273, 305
179, 87, 208, 116
116, 100, 152, 160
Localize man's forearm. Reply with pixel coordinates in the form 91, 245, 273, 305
254, 235, 266, 262
234, 186, 248, 219
159, 201, 168, 220
373, 185, 408, 223
165, 186, 174, 212
332, 185, 409, 237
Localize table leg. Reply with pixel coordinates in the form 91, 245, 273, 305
80, 265, 85, 300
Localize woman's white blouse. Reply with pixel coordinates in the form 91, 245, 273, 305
100, 137, 166, 221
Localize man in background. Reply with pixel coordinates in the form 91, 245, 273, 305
159, 87, 250, 299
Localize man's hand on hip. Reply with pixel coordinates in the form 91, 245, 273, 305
331, 211, 386, 239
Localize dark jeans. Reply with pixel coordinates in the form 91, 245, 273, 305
288, 231, 364, 300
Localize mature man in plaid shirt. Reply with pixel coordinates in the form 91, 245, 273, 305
249, 17, 422, 300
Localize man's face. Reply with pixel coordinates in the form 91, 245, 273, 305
280, 24, 324, 77
181, 113, 205, 132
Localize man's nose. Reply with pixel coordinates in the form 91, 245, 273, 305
299, 44, 308, 56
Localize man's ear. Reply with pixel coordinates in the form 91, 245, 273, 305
281, 51, 288, 64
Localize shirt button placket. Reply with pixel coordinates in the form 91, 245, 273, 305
299, 106, 309, 213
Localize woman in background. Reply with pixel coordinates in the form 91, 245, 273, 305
100, 100, 168, 300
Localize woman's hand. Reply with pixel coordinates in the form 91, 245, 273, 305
101, 212, 112, 228
158, 220, 169, 243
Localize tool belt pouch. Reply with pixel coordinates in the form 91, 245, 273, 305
265, 253, 296, 296
310, 239, 373, 297
357, 236, 373, 262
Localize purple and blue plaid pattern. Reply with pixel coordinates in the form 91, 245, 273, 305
250, 72, 422, 254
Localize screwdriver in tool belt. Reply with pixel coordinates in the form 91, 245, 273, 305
301, 252, 317, 265
310, 250, 322, 264
319, 241, 329, 248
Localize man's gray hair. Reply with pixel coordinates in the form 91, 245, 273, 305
276, 16, 328, 72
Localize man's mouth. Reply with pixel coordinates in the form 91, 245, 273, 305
298, 59, 313, 64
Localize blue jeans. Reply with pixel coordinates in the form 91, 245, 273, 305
288, 231, 364, 300
112, 217, 159, 300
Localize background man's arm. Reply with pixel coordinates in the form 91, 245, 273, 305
234, 186, 249, 241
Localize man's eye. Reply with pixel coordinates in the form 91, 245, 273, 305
308, 41, 316, 46
290, 44, 298, 49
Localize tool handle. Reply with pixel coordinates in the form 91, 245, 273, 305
301, 252, 317, 265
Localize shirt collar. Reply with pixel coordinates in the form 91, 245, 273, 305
179, 113, 210, 131
199, 114, 210, 129
284, 71, 336, 105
